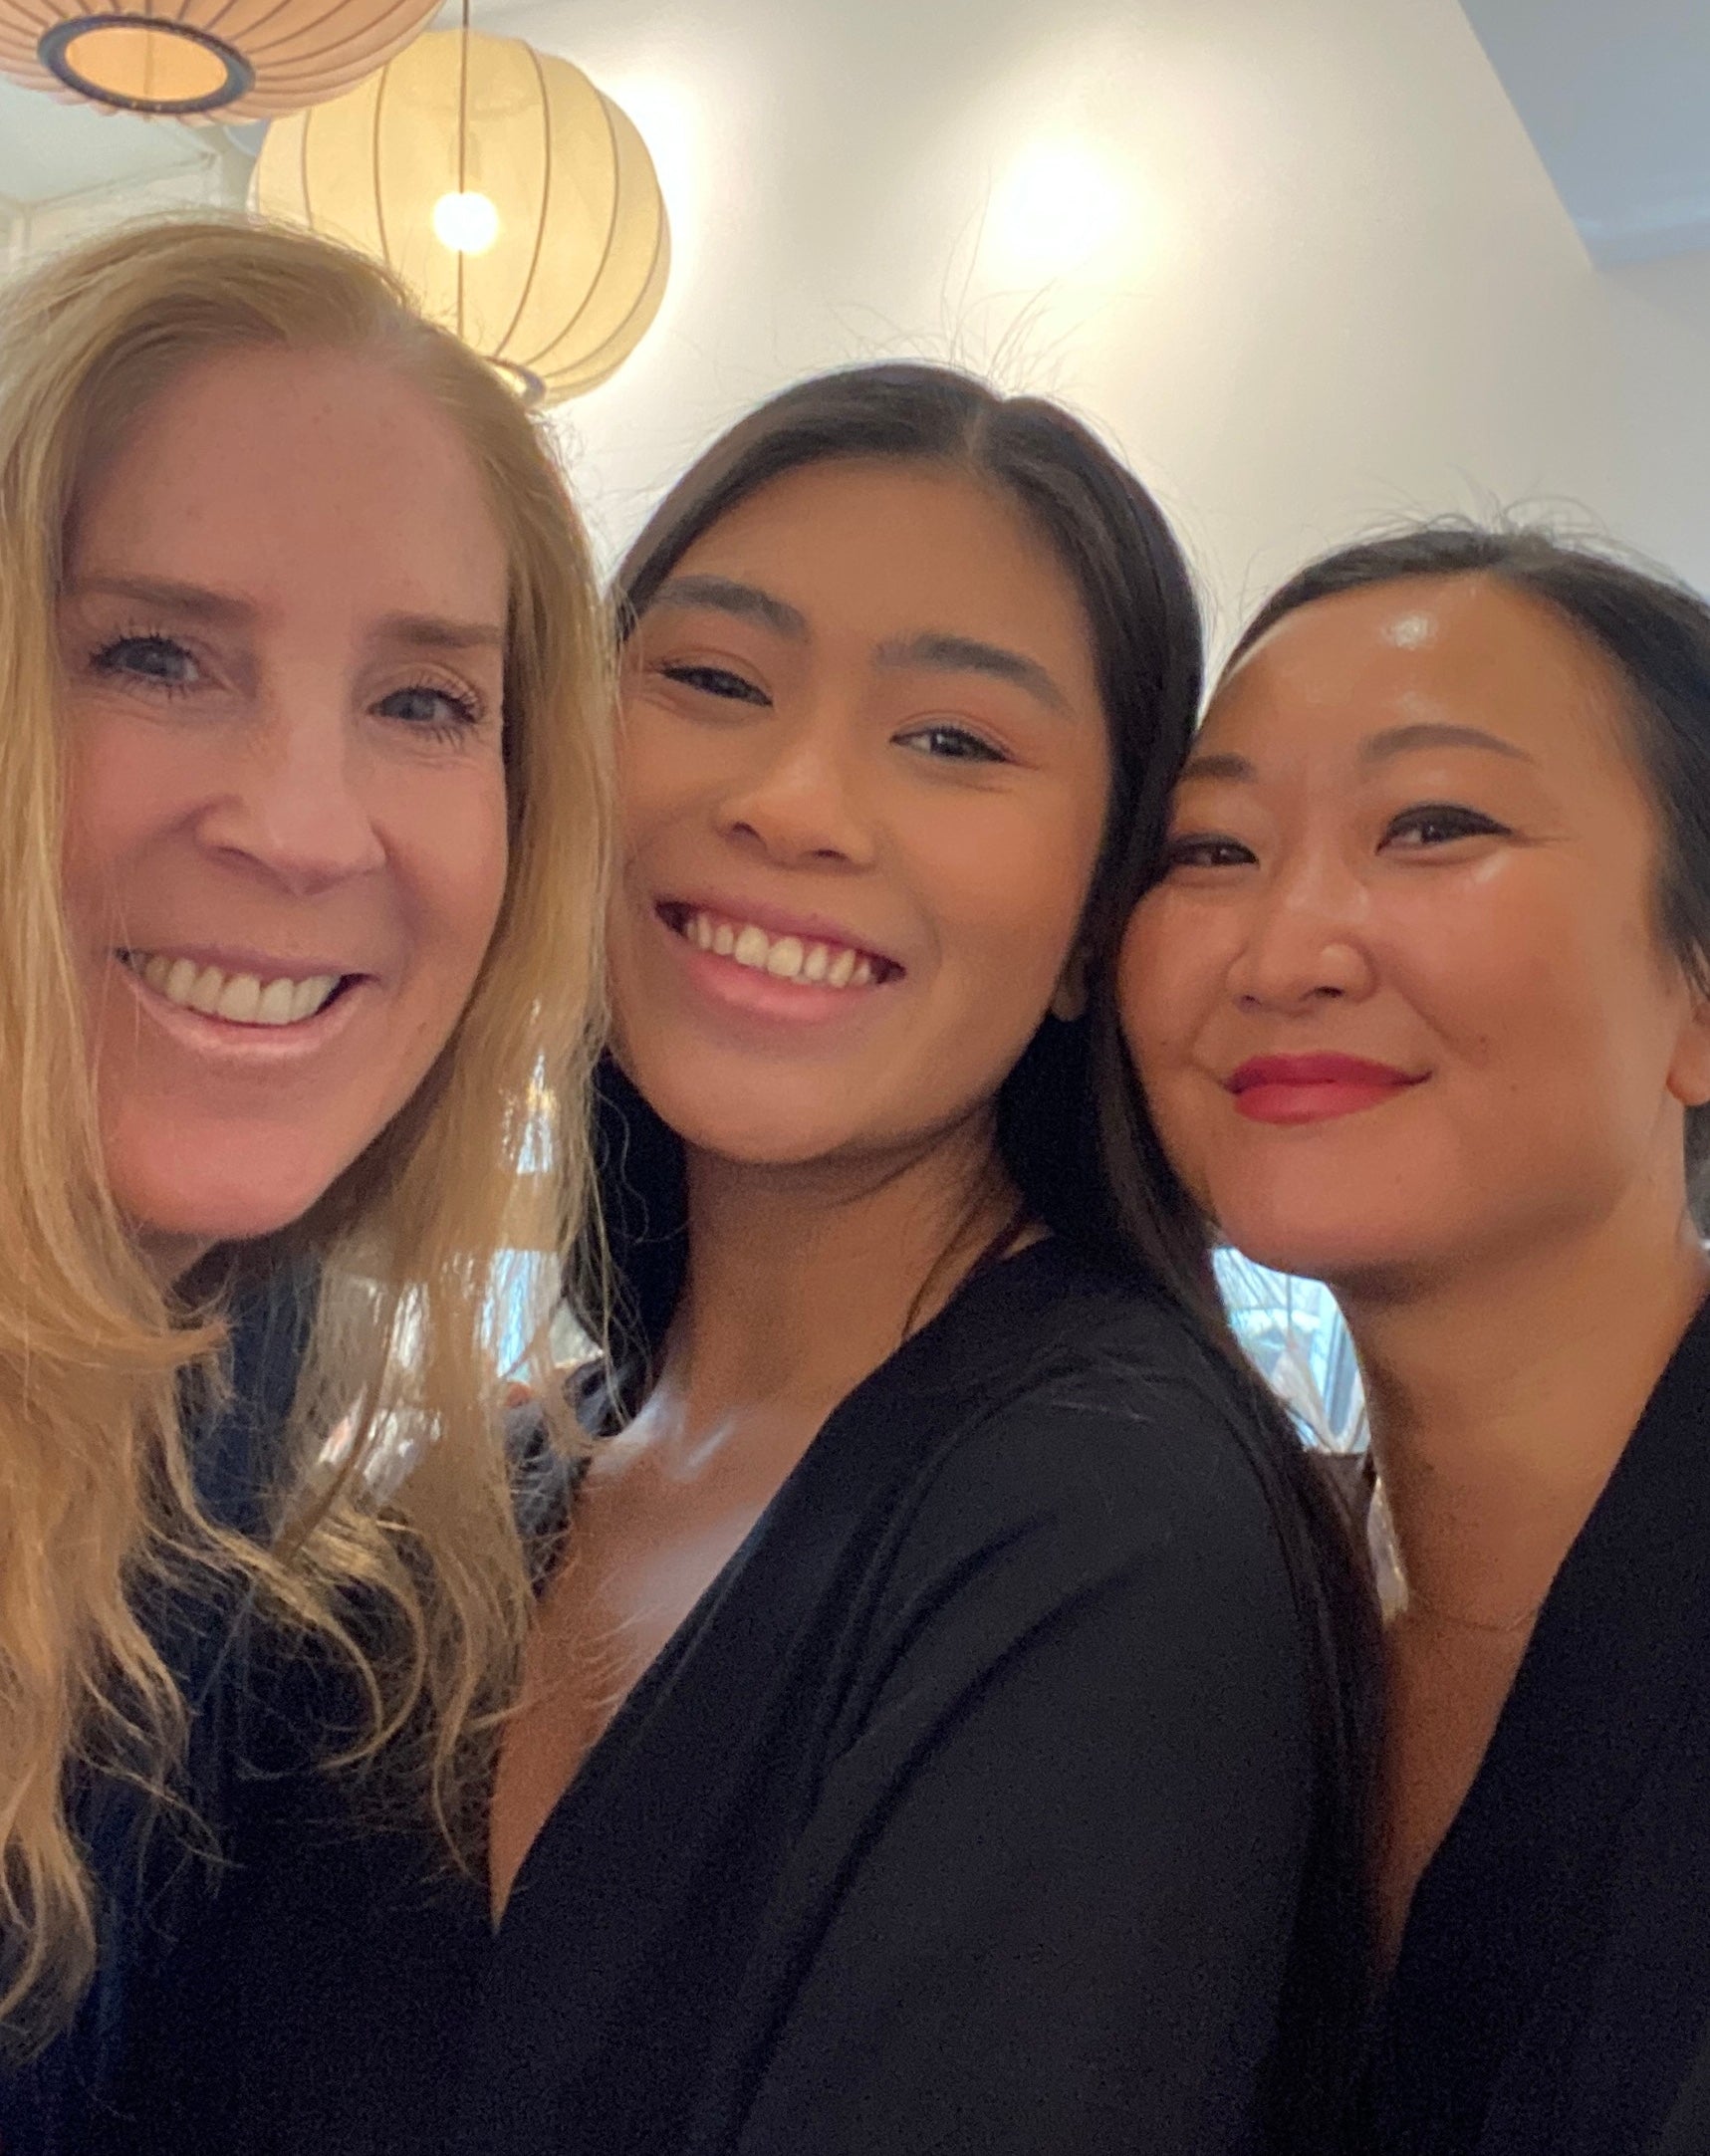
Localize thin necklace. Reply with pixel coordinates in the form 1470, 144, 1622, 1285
1368, 1474, 1547, 1636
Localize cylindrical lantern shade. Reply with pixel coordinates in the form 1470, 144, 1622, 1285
253, 31, 670, 406
0, 0, 442, 119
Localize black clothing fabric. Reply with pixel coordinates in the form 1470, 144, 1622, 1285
1368, 1292, 1710, 2155
0, 1264, 314, 2156
101, 1240, 1324, 2156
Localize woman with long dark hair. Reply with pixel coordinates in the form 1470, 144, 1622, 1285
1124, 523, 1710, 2153
105, 362, 1376, 2156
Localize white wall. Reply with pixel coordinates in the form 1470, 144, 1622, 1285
472, 0, 1710, 645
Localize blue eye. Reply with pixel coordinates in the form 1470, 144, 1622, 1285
899, 723, 1007, 764
91, 632, 199, 690
375, 683, 483, 732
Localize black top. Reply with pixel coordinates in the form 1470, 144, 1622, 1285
0, 1264, 313, 2156
1368, 1292, 1710, 2155
98, 1240, 1323, 2156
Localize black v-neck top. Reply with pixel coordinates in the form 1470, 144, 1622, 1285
1368, 1293, 1710, 2155
95, 1242, 1324, 2156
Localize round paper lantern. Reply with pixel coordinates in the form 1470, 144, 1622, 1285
0, 0, 442, 120
252, 30, 670, 406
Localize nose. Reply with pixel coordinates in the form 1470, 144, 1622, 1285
1226, 846, 1375, 1012
194, 692, 386, 895
715, 720, 876, 870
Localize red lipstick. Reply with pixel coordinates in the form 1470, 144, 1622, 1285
1226, 1054, 1423, 1125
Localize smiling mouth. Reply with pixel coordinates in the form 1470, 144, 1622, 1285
119, 950, 355, 1029
657, 904, 901, 990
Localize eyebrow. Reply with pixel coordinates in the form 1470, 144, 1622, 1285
65, 577, 503, 653
1179, 720, 1536, 784
1359, 720, 1534, 766
647, 574, 808, 638
874, 630, 1069, 713
68, 574, 253, 624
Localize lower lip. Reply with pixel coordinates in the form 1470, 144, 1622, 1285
657, 915, 892, 1026
1232, 1079, 1416, 1125
116, 958, 366, 1066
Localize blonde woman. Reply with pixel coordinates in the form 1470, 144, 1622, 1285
0, 217, 609, 2147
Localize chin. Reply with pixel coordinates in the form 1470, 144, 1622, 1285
112, 1149, 353, 1257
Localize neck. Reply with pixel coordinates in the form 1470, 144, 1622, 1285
1343, 1188, 1708, 1626
654, 1112, 1024, 1446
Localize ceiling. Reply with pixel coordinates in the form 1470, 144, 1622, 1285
1461, 0, 1710, 263
4, 0, 1710, 613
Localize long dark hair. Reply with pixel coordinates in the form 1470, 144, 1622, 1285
576, 360, 1205, 1401
570, 360, 1380, 2143
1228, 521, 1710, 1216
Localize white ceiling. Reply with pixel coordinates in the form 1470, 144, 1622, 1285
1461, 0, 1710, 263
0, 76, 213, 201
5, 0, 1710, 613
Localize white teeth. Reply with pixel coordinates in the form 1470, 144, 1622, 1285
123, 952, 343, 1028
217, 973, 262, 1024
677, 909, 886, 991
290, 975, 338, 1022
257, 977, 297, 1025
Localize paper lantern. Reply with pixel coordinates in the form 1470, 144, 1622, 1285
0, 0, 442, 120
253, 30, 670, 406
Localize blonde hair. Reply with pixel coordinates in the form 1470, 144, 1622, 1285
0, 214, 611, 2039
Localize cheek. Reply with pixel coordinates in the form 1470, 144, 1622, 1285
406, 774, 510, 998
1114, 894, 1208, 1077
59, 712, 181, 932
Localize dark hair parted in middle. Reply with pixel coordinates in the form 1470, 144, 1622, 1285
570, 359, 1381, 2144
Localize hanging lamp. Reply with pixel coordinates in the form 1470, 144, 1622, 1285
251, 23, 669, 406
0, 0, 442, 120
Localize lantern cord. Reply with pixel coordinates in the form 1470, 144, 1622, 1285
455, 0, 471, 338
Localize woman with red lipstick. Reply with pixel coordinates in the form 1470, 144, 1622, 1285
123, 365, 1377, 2154
1123, 523, 1710, 2155
0, 218, 610, 2152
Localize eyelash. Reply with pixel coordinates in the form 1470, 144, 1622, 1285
1161, 802, 1513, 871
87, 626, 486, 741
656, 663, 1009, 766
658, 662, 770, 705
899, 722, 1008, 765
1381, 802, 1511, 847
89, 628, 199, 697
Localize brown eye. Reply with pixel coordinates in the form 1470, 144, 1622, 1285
898, 723, 1006, 764
1162, 835, 1256, 871
1382, 804, 1510, 849
659, 663, 770, 705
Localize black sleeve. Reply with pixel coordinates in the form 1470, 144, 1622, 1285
717, 1368, 1316, 2156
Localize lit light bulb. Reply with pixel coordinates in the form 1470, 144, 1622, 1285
431, 190, 500, 254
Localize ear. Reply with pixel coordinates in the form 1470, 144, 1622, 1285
1051, 947, 1089, 1024
1668, 979, 1710, 1109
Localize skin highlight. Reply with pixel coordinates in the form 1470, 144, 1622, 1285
59, 345, 511, 1281
489, 459, 1109, 1909
1120, 572, 1710, 1953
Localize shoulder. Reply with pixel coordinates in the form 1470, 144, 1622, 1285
924, 1247, 1289, 1551
879, 1252, 1312, 1658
